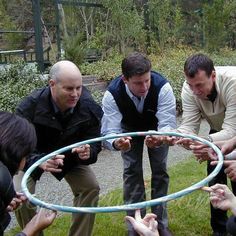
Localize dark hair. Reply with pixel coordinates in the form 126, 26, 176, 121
184, 53, 215, 78
0, 111, 37, 175
121, 52, 151, 79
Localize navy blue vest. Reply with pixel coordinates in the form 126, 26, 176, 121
108, 71, 167, 131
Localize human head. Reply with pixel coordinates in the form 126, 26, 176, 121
121, 52, 152, 97
184, 53, 216, 100
49, 60, 83, 112
0, 111, 37, 175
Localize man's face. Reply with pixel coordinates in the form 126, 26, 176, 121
123, 71, 151, 97
50, 72, 82, 112
185, 70, 216, 100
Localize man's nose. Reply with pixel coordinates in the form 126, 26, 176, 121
142, 83, 148, 90
71, 89, 78, 96
190, 86, 199, 94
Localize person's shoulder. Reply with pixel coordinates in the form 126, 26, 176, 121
0, 161, 13, 193
181, 80, 194, 98
17, 87, 49, 114
151, 70, 168, 79
216, 66, 236, 80
79, 87, 103, 118
215, 66, 236, 90
107, 75, 123, 89
19, 87, 48, 104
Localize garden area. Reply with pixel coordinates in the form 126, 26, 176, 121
1, 0, 236, 235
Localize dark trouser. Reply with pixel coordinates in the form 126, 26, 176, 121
207, 161, 236, 233
122, 136, 169, 235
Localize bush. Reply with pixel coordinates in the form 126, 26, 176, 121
0, 60, 47, 112
80, 52, 122, 81
63, 33, 87, 66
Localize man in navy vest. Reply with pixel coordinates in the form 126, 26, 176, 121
101, 52, 176, 236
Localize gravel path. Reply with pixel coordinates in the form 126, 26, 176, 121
7, 119, 210, 230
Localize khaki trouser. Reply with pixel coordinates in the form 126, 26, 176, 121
14, 165, 100, 236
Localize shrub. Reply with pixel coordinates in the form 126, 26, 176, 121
80, 52, 122, 81
63, 33, 87, 66
0, 60, 47, 112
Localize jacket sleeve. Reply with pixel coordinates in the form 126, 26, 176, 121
0, 164, 16, 209
210, 75, 236, 141
76, 101, 103, 165
177, 82, 202, 135
15, 95, 45, 179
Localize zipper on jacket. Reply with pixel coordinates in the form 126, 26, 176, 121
211, 102, 215, 113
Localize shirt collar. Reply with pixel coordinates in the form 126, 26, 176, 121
50, 97, 74, 115
207, 83, 217, 102
125, 84, 147, 100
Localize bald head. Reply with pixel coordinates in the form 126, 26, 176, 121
49, 60, 82, 83
49, 60, 83, 112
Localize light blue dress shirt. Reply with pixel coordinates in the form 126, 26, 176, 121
101, 83, 177, 150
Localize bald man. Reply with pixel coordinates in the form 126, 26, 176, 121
14, 60, 103, 236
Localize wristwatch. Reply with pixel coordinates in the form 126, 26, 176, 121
206, 135, 213, 142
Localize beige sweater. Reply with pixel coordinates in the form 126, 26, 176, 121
178, 66, 236, 141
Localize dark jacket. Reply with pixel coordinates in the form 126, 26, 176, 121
16, 86, 103, 181
0, 161, 16, 235
108, 71, 167, 131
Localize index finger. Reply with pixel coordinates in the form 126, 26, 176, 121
201, 186, 213, 193
53, 154, 65, 159
175, 138, 192, 145
134, 209, 142, 221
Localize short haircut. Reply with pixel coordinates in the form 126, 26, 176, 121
121, 52, 151, 79
184, 53, 215, 78
0, 111, 37, 175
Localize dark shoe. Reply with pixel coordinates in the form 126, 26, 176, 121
159, 228, 173, 236
212, 232, 227, 236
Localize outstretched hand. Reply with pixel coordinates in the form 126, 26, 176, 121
22, 208, 57, 236
6, 192, 27, 212
203, 184, 236, 216
40, 155, 64, 173
145, 135, 175, 148
113, 137, 132, 151
125, 209, 159, 236
72, 144, 90, 160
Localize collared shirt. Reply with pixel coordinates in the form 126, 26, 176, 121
51, 97, 74, 115
125, 84, 146, 113
101, 82, 177, 150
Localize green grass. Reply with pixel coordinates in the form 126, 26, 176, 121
7, 159, 216, 235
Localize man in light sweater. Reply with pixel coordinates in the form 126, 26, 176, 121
150, 54, 236, 236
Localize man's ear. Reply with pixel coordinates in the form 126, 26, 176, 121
211, 70, 216, 82
49, 79, 55, 87
122, 75, 128, 84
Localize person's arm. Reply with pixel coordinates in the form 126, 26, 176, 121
156, 83, 176, 132
101, 91, 124, 150
0, 164, 16, 209
73, 101, 103, 165
210, 75, 236, 142
145, 83, 177, 148
177, 81, 202, 135
221, 137, 236, 155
